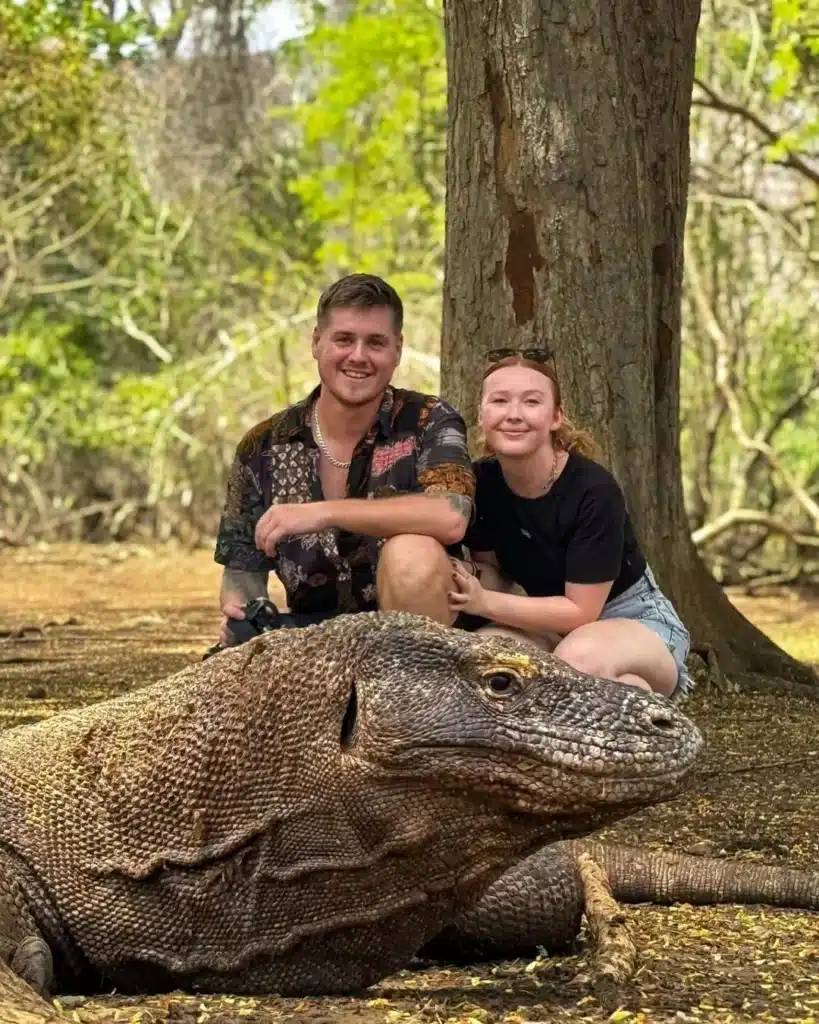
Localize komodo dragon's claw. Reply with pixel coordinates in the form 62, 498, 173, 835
10, 935, 54, 997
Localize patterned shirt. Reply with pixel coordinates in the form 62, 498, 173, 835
214, 385, 475, 615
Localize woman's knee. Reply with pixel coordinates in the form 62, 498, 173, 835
555, 620, 679, 695
553, 628, 611, 678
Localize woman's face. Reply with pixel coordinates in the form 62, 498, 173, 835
479, 364, 563, 457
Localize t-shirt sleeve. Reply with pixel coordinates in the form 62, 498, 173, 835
463, 461, 496, 553
214, 437, 277, 574
415, 399, 476, 523
564, 480, 626, 584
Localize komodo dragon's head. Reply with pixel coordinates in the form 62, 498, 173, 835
331, 612, 702, 839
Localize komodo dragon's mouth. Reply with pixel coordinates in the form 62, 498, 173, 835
397, 742, 696, 787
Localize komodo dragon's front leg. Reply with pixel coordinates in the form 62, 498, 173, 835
0, 859, 61, 1024
420, 841, 586, 961
421, 839, 819, 963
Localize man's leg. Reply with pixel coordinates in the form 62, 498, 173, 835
376, 534, 456, 625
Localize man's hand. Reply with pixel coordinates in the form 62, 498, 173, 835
219, 599, 246, 646
218, 568, 270, 646
254, 502, 330, 558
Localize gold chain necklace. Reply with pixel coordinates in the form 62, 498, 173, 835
542, 450, 561, 494
312, 406, 352, 470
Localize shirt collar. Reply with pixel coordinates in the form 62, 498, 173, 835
285, 384, 396, 442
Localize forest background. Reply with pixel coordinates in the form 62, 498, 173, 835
1, 0, 817, 597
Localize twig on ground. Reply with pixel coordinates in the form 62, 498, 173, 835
576, 851, 637, 1011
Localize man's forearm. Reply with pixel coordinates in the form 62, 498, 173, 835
220, 567, 270, 608
482, 590, 593, 635
321, 494, 469, 545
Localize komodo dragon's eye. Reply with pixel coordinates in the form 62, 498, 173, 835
482, 670, 522, 697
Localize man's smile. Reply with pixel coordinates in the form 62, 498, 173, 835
340, 369, 374, 381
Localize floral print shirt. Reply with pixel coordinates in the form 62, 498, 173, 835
214, 385, 475, 615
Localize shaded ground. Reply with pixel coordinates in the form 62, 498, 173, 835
1, 543, 818, 1024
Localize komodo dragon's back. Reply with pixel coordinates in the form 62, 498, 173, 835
0, 611, 702, 1004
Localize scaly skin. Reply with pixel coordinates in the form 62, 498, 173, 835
423, 839, 819, 962
0, 611, 701, 1004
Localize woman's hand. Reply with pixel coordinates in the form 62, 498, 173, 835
447, 558, 492, 617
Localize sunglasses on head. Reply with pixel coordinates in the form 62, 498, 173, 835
485, 347, 553, 364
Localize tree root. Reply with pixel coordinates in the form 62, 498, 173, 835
576, 851, 637, 1011
689, 642, 738, 695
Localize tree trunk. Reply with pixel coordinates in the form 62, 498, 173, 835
439, 0, 817, 694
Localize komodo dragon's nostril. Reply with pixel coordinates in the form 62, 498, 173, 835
644, 708, 676, 733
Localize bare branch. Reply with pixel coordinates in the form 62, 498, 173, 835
28, 272, 111, 296
693, 77, 819, 188
118, 301, 174, 363
692, 507, 819, 549
746, 360, 819, 484
686, 249, 819, 532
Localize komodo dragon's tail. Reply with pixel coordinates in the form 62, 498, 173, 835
561, 839, 819, 910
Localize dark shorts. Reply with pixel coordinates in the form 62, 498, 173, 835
271, 609, 344, 629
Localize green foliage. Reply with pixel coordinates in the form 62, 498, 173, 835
683, 0, 817, 582
277, 0, 446, 288
696, 0, 818, 163
1, 13, 103, 157
770, 0, 819, 100
0, 318, 173, 461
0, 0, 152, 59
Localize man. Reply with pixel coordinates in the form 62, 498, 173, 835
213, 273, 475, 646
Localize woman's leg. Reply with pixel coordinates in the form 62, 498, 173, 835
552, 618, 679, 696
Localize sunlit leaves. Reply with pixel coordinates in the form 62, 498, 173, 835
769, 0, 819, 101
0, 0, 152, 59
277, 0, 446, 287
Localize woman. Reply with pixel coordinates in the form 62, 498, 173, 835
449, 350, 692, 699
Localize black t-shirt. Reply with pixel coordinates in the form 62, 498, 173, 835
464, 452, 646, 602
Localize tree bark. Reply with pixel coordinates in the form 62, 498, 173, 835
439, 0, 818, 694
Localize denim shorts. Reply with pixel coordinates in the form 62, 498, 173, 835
600, 565, 693, 700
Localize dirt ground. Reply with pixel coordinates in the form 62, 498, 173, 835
1, 543, 818, 1024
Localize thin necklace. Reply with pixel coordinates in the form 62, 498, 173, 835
541, 450, 561, 494
312, 406, 352, 470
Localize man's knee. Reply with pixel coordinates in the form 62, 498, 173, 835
377, 534, 450, 595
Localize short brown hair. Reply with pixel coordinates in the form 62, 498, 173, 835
481, 354, 600, 459
316, 274, 404, 332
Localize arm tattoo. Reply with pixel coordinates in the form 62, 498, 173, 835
445, 492, 473, 523
221, 567, 270, 605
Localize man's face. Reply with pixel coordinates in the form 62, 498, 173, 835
312, 307, 402, 408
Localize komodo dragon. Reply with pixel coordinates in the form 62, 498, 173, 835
0, 611, 817, 1021
0, 610, 700, 1011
